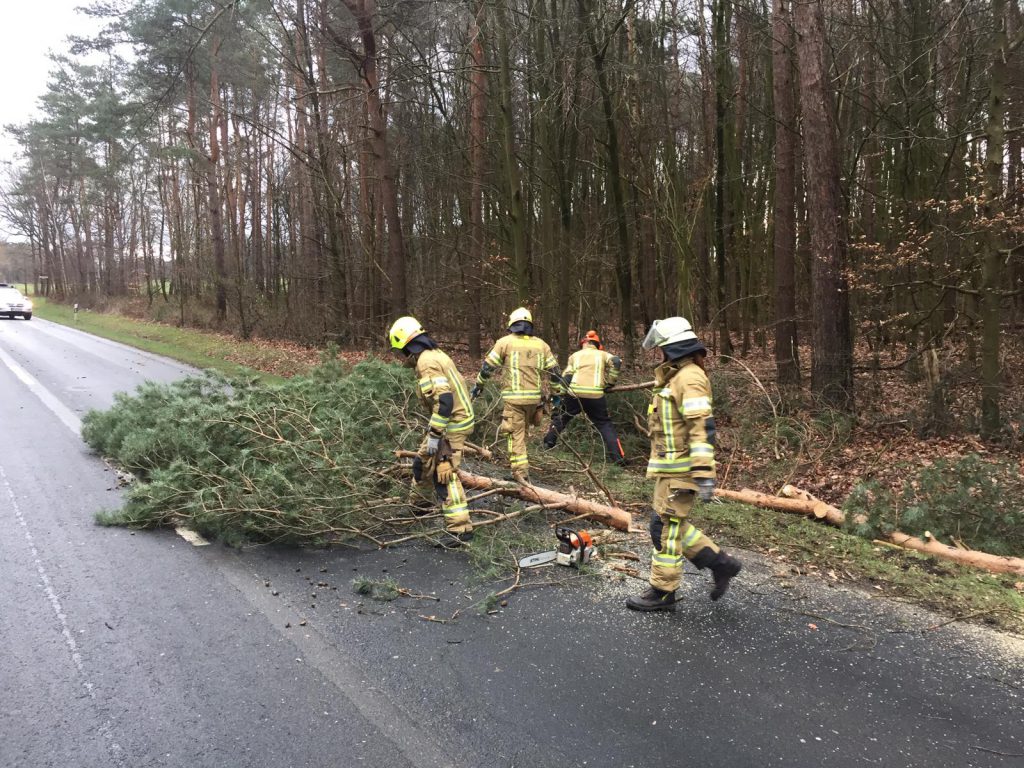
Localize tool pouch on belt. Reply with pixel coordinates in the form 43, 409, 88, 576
436, 437, 455, 485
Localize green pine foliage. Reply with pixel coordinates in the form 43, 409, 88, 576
844, 453, 1024, 556
82, 355, 421, 545
352, 577, 402, 601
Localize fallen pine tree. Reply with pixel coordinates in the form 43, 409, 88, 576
81, 353, 1022, 575
722, 483, 1024, 577
83, 357, 451, 545
85, 355, 631, 546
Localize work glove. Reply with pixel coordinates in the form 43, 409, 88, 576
426, 432, 442, 456
604, 384, 615, 393
436, 461, 454, 485
696, 477, 716, 503
470, 384, 483, 400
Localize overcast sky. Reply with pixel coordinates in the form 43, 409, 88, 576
0, 2, 103, 163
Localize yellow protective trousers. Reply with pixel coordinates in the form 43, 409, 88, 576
414, 432, 472, 534
649, 477, 719, 592
500, 402, 540, 474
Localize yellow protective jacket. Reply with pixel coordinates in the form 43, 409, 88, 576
563, 347, 621, 399
646, 357, 716, 487
479, 334, 559, 405
416, 349, 475, 434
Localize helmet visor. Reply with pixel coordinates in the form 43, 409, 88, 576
641, 320, 664, 350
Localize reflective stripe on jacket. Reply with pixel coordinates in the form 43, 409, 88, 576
416, 349, 475, 433
646, 357, 716, 488
481, 334, 559, 405
563, 347, 621, 398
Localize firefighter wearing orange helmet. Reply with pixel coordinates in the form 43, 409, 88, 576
543, 330, 626, 466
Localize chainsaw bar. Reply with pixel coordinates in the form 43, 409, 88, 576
518, 550, 558, 568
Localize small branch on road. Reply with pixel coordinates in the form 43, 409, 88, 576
396, 588, 440, 601
971, 746, 1024, 757
924, 607, 1021, 632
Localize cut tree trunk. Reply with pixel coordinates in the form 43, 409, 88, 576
395, 451, 628, 529
395, 443, 493, 462
778, 484, 851, 525
714, 487, 846, 526
609, 380, 656, 392
885, 533, 1024, 577
458, 470, 631, 531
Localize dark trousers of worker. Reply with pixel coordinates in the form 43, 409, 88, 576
544, 395, 624, 463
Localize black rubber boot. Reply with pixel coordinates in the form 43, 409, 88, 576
690, 548, 742, 601
625, 586, 678, 612
542, 428, 558, 450
709, 552, 742, 601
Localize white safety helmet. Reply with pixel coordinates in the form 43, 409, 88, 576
641, 317, 698, 350
508, 307, 533, 326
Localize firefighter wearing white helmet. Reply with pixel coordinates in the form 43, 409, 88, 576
389, 316, 475, 544
471, 307, 562, 482
626, 317, 742, 610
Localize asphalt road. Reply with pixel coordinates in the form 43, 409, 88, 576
1, 317, 1021, 768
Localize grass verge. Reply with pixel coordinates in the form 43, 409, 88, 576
33, 296, 297, 383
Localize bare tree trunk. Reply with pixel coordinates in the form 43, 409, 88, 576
335, 0, 407, 316
794, 0, 854, 411
250, 102, 265, 294
207, 36, 228, 323
712, 0, 734, 356
495, 0, 530, 303
467, 0, 487, 358
772, 0, 800, 388
577, 0, 634, 353
979, 0, 1021, 437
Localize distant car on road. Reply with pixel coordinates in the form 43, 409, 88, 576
0, 287, 32, 320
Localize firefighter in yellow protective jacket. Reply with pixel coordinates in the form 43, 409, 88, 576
389, 316, 474, 544
543, 330, 626, 466
471, 307, 561, 481
626, 317, 742, 611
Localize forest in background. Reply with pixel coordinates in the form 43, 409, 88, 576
1, 0, 1022, 436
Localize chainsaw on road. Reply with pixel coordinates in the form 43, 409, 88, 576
518, 527, 595, 568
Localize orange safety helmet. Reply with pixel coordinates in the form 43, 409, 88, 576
580, 330, 603, 349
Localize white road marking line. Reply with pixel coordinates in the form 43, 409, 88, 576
1, 465, 127, 767
0, 344, 83, 435
215, 558, 461, 768
175, 526, 211, 546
